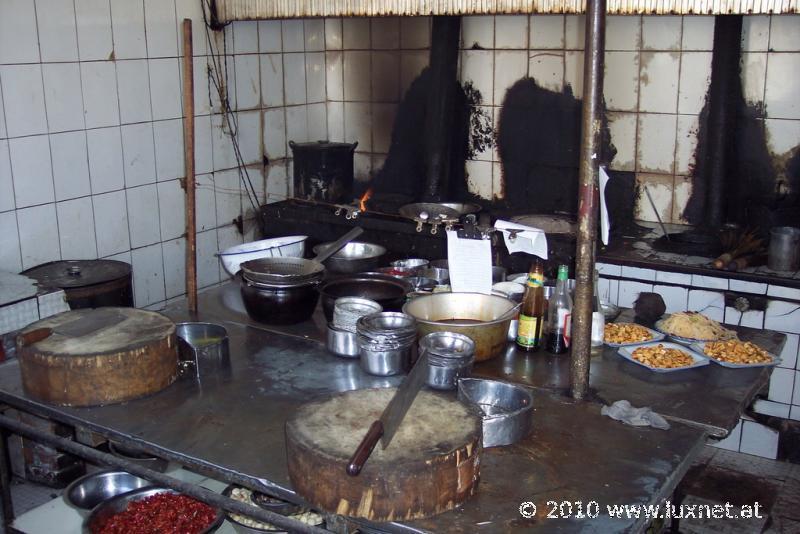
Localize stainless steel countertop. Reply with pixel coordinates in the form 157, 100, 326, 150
0, 283, 727, 532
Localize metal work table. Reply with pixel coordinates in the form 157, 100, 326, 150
0, 282, 777, 532
186, 284, 782, 438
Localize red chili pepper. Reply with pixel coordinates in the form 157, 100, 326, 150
92, 493, 217, 534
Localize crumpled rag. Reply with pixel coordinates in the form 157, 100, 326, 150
601, 399, 670, 430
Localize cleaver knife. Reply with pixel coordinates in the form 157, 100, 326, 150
346, 351, 429, 476
17, 309, 127, 348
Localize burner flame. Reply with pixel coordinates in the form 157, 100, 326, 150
359, 187, 373, 212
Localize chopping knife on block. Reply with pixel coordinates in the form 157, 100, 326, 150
347, 351, 429, 476
16, 309, 127, 347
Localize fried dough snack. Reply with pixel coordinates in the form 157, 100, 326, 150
604, 323, 654, 344
703, 340, 772, 365
658, 312, 736, 341
632, 344, 695, 368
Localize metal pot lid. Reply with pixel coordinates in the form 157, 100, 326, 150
21, 260, 132, 289
399, 203, 462, 224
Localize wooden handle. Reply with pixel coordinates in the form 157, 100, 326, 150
346, 420, 383, 476
17, 328, 53, 347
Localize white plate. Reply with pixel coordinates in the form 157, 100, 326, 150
604, 324, 665, 347
690, 341, 781, 369
617, 342, 710, 373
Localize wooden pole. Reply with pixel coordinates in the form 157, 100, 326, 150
181, 19, 198, 314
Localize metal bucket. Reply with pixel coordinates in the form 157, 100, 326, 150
768, 227, 800, 271
175, 322, 230, 379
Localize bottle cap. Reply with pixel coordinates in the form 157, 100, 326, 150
557, 265, 569, 281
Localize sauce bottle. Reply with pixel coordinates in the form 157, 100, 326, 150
516, 259, 545, 352
546, 264, 573, 354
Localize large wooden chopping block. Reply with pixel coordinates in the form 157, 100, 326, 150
18, 308, 178, 407
286, 388, 482, 522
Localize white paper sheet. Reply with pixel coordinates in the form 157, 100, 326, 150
493, 220, 549, 259
599, 166, 611, 245
446, 230, 492, 294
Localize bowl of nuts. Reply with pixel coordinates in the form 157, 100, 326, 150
692, 340, 780, 368
603, 323, 664, 347
617, 342, 709, 373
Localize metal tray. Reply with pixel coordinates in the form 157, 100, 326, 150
604, 324, 665, 347
690, 342, 781, 369
617, 342, 709, 373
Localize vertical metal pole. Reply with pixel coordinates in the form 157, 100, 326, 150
182, 19, 198, 314
0, 429, 14, 528
571, 0, 606, 401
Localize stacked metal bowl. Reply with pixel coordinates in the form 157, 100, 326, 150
356, 312, 417, 376
327, 297, 382, 358
420, 332, 475, 390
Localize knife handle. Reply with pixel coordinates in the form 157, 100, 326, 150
17, 328, 53, 348
346, 420, 383, 476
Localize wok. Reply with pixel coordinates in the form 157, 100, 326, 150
318, 274, 412, 322
311, 241, 386, 274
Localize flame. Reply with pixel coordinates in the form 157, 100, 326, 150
359, 187, 373, 212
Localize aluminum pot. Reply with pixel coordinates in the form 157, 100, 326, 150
327, 323, 359, 358
420, 332, 475, 390
311, 241, 387, 274
240, 275, 321, 325
402, 293, 519, 361
457, 378, 533, 448
318, 274, 411, 322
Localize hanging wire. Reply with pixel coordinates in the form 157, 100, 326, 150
201, 1, 261, 218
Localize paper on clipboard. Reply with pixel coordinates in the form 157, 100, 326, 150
599, 166, 610, 245
446, 230, 492, 294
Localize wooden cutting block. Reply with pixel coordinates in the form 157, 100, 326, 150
18, 307, 178, 407
286, 388, 482, 522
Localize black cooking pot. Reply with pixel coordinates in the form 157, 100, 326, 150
240, 275, 321, 325
318, 274, 412, 322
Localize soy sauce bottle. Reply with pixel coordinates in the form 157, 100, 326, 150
546, 265, 572, 354
516, 259, 545, 352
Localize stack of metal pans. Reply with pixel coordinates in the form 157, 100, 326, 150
356, 312, 418, 376
240, 257, 325, 287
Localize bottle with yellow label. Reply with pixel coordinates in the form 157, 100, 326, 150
516, 259, 545, 351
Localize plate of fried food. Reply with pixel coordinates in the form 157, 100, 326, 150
654, 311, 738, 346
617, 342, 709, 373
604, 322, 665, 347
690, 340, 780, 368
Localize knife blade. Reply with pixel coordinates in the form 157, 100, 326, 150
346, 351, 429, 476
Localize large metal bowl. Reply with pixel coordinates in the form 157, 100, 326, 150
458, 378, 533, 447
83, 487, 224, 533
311, 241, 386, 274
64, 470, 152, 517
402, 293, 519, 361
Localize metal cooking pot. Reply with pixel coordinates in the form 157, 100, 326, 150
402, 293, 519, 361
318, 274, 412, 322
311, 241, 386, 274
240, 275, 321, 325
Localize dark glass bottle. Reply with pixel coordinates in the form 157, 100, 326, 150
546, 265, 573, 354
516, 259, 545, 352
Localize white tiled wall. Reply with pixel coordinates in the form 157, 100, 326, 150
2, 7, 799, 309
0, 1, 324, 309
599, 261, 800, 459
454, 14, 800, 218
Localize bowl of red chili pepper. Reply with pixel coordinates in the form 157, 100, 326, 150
83, 487, 224, 534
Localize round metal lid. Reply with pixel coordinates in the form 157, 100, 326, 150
22, 260, 132, 289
